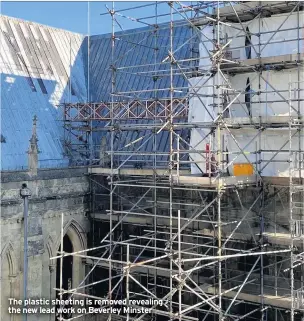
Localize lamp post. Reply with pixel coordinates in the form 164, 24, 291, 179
20, 183, 31, 321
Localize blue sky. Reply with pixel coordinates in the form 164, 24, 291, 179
1, 1, 173, 35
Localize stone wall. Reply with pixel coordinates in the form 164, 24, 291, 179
1, 167, 90, 321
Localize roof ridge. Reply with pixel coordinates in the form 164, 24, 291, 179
1, 14, 85, 37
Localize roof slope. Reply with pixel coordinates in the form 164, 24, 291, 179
1, 15, 87, 170
86, 23, 199, 101
1, 16, 197, 170
84, 23, 198, 167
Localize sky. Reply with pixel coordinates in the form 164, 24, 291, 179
1, 1, 173, 35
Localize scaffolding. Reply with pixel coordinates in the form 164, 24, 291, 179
57, 2, 304, 321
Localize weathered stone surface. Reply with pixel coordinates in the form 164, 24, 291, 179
1, 168, 89, 321
28, 239, 44, 256
1, 167, 88, 183
28, 217, 43, 237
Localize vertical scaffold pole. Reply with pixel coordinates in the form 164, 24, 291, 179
289, 81, 295, 321
216, 1, 223, 319
109, 2, 115, 321
178, 209, 182, 321
169, 3, 174, 320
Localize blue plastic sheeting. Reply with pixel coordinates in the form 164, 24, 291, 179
0, 16, 87, 170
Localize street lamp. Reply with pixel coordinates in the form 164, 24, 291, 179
20, 183, 31, 321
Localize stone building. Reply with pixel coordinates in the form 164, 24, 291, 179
0, 15, 90, 321
1, 3, 304, 321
